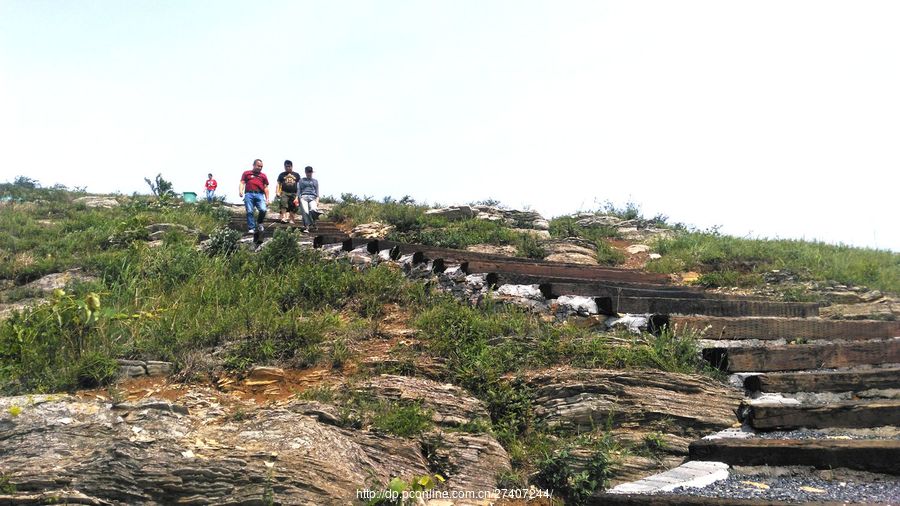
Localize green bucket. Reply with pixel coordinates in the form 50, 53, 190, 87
182, 192, 197, 203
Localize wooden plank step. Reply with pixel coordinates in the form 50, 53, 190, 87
613, 297, 818, 318
744, 400, 900, 430
673, 316, 900, 341
745, 367, 900, 393
374, 240, 671, 284
538, 278, 745, 300
704, 339, 900, 372
689, 438, 900, 474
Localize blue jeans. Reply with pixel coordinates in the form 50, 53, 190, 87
206, 189, 215, 203
243, 192, 267, 231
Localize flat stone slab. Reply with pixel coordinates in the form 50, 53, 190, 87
609, 461, 730, 494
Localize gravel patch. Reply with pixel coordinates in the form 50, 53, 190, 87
752, 427, 900, 440
669, 471, 900, 503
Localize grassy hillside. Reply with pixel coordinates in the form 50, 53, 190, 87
1, 178, 897, 502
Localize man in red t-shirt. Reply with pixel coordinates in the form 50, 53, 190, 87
238, 159, 269, 233
204, 173, 218, 203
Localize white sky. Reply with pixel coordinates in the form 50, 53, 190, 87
2, 1, 898, 251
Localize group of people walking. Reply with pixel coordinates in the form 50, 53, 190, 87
205, 159, 320, 234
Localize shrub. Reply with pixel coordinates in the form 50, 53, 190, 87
143, 173, 175, 197
517, 233, 547, 259
256, 228, 303, 269
203, 226, 242, 256
534, 436, 620, 505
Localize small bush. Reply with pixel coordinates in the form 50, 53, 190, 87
534, 436, 620, 505
517, 234, 547, 259
256, 228, 303, 269
203, 227, 242, 256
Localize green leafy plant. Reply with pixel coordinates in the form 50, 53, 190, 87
0, 289, 116, 393
144, 173, 175, 198
367, 474, 445, 506
0, 473, 16, 494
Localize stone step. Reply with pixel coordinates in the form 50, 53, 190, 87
608, 460, 729, 495
689, 438, 900, 475
745, 367, 900, 393
672, 316, 900, 341
703, 339, 900, 372
741, 399, 900, 430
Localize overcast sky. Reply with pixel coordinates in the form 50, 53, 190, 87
2, 1, 898, 250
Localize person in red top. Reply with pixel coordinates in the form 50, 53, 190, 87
204, 173, 218, 203
238, 159, 269, 233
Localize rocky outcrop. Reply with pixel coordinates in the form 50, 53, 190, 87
74, 196, 120, 208
350, 221, 395, 239
425, 205, 475, 221
0, 384, 509, 505
472, 206, 549, 231
117, 360, 174, 379
574, 213, 674, 241
543, 239, 598, 265
0, 269, 99, 319
21, 269, 97, 292
425, 205, 549, 231
145, 223, 204, 241
524, 367, 742, 437
356, 375, 490, 427
465, 244, 518, 256
422, 431, 511, 493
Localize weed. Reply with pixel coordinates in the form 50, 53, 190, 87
330, 338, 351, 369
0, 289, 117, 394
642, 431, 669, 455
0, 473, 15, 494
517, 233, 547, 259
296, 385, 336, 403
534, 434, 621, 505
371, 402, 433, 438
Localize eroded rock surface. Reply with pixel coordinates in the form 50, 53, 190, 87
0, 378, 509, 505
524, 367, 742, 437
426, 205, 549, 231
350, 221, 395, 239
543, 239, 599, 265
356, 374, 490, 427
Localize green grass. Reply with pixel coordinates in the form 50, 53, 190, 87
648, 231, 900, 292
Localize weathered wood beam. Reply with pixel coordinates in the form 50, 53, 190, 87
673, 316, 900, 341
745, 367, 900, 393
689, 438, 900, 474
706, 340, 900, 372
612, 297, 818, 318
744, 400, 900, 430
